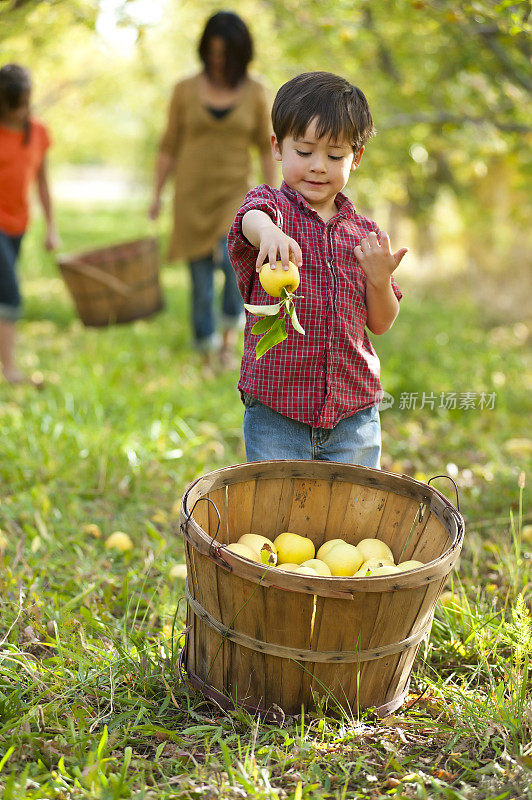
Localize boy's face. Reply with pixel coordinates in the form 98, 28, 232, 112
271, 117, 363, 217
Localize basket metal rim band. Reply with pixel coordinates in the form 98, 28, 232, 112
182, 519, 459, 590
184, 665, 410, 719
185, 583, 432, 663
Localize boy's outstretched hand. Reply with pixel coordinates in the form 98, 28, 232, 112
241, 210, 303, 272
255, 227, 303, 274
354, 231, 408, 288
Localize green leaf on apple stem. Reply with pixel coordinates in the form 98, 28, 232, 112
255, 316, 288, 359
288, 303, 305, 335
251, 311, 280, 335
244, 302, 281, 316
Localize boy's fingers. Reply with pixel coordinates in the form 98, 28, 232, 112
268, 246, 278, 268
393, 247, 408, 266
354, 245, 363, 261
279, 242, 290, 270
379, 231, 391, 253
360, 238, 371, 254
290, 240, 303, 267
256, 245, 268, 271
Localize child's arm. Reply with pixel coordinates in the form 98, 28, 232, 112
354, 231, 407, 335
36, 158, 60, 251
242, 209, 303, 272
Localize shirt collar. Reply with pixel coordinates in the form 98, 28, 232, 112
280, 180, 356, 221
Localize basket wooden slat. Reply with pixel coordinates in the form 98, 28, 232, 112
180, 461, 464, 717
57, 237, 163, 327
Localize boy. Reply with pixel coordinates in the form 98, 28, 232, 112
227, 71, 407, 466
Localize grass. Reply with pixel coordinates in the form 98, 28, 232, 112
0, 202, 531, 799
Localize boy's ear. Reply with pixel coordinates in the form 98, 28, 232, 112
271, 133, 283, 162
351, 146, 364, 171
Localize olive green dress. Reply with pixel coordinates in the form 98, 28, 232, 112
159, 73, 272, 262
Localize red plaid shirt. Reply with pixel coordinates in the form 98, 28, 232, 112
228, 182, 402, 429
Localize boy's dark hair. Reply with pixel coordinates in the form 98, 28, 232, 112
198, 11, 253, 88
0, 63, 32, 144
272, 72, 375, 153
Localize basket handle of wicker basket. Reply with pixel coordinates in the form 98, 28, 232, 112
58, 258, 132, 296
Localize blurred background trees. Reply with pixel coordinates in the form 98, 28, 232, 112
1, 0, 530, 303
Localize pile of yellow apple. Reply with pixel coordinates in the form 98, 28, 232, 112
226, 532, 424, 577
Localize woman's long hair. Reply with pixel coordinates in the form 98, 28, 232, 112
198, 11, 253, 88
0, 63, 32, 144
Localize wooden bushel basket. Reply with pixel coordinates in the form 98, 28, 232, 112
179, 461, 464, 719
57, 238, 163, 327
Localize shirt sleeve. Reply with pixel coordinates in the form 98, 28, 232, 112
34, 121, 51, 172
227, 185, 284, 302
159, 82, 184, 157
251, 80, 272, 154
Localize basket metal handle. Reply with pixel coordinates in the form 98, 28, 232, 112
427, 474, 460, 511
180, 496, 232, 570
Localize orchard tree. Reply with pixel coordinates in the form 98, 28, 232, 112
1, 0, 529, 276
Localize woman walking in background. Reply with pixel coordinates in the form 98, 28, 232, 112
0, 63, 60, 385
150, 11, 276, 371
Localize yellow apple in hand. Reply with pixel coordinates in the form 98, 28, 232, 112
259, 261, 300, 298
274, 532, 315, 564
356, 538, 394, 563
322, 542, 363, 576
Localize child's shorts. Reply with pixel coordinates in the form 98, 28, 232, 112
0, 230, 23, 322
242, 394, 381, 468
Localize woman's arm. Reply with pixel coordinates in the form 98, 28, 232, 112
260, 149, 277, 188
149, 151, 175, 220
150, 82, 183, 219
36, 158, 60, 250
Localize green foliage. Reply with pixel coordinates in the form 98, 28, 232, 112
246, 288, 304, 358
1, 0, 530, 234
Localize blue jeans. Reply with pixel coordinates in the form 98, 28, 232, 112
0, 230, 23, 321
243, 396, 381, 467
188, 237, 243, 351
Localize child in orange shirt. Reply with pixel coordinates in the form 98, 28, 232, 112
0, 64, 60, 384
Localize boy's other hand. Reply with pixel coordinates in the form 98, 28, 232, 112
256, 230, 303, 273
354, 231, 408, 289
